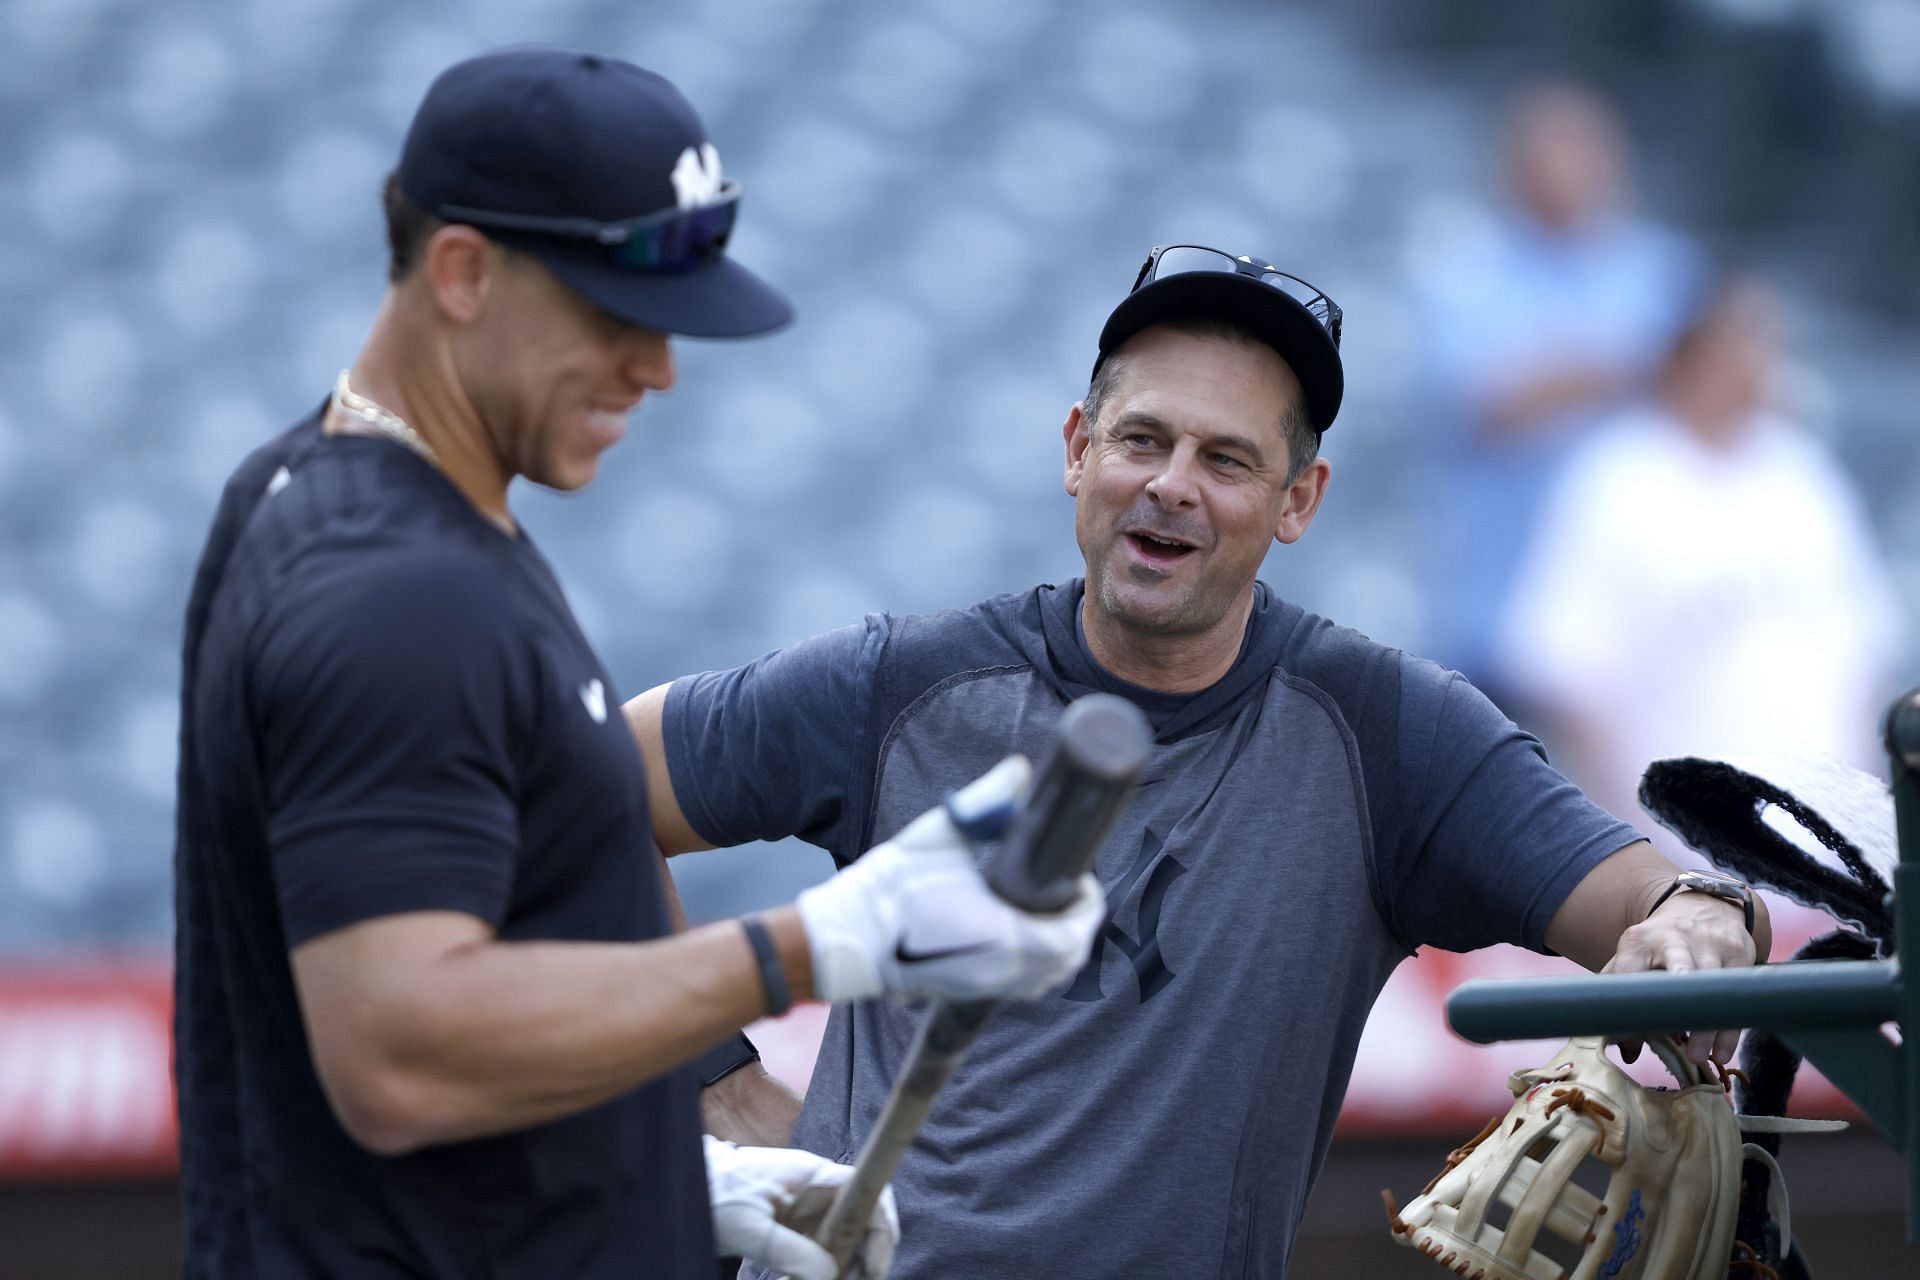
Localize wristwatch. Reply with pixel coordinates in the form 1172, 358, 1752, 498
1648, 869, 1755, 936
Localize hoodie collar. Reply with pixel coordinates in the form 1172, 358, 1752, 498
1031, 578, 1295, 743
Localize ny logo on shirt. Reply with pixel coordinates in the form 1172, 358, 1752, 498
579, 678, 607, 724
1063, 825, 1186, 1004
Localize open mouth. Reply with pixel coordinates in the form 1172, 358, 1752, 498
1126, 531, 1197, 564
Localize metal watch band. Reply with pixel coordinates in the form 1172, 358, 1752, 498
1648, 873, 1756, 937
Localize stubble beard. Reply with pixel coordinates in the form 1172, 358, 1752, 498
1088, 545, 1217, 638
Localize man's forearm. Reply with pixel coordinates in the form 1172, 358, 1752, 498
1546, 839, 1773, 973
1546, 840, 1678, 972
1479, 362, 1628, 440
669, 845, 807, 1147
295, 906, 815, 1155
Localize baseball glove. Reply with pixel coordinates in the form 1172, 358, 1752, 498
1384, 1034, 1742, 1280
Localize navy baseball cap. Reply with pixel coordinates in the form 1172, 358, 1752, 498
1094, 245, 1344, 432
397, 46, 792, 338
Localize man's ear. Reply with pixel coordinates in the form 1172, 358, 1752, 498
1274, 457, 1332, 545
420, 224, 497, 325
1063, 402, 1091, 498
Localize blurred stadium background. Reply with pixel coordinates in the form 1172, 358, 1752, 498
0, 0, 1914, 1274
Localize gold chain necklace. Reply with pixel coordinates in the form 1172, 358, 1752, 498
331, 370, 441, 468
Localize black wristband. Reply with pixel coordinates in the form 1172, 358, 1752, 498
740, 915, 792, 1017
689, 1032, 761, 1088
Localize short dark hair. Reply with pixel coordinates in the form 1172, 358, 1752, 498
382, 170, 439, 283
1081, 316, 1320, 483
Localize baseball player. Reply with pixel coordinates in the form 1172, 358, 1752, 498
627, 244, 1776, 1278
171, 48, 1103, 1280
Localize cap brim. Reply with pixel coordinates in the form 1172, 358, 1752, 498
521, 242, 794, 338
1096, 273, 1343, 432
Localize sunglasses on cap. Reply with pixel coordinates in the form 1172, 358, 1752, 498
437, 180, 742, 273
1134, 244, 1343, 348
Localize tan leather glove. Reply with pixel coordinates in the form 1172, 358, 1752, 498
1384, 1035, 1741, 1280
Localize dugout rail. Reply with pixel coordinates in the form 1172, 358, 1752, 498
1447, 685, 1920, 1243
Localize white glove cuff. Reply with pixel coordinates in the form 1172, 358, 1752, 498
795, 877, 885, 1004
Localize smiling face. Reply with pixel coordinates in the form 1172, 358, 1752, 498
452, 247, 676, 492
1066, 325, 1330, 653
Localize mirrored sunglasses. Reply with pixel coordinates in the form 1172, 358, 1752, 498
1135, 244, 1342, 348
438, 181, 742, 273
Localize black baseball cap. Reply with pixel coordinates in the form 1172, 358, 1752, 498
1094, 245, 1344, 432
397, 46, 792, 338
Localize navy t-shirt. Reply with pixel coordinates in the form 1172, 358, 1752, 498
665, 580, 1641, 1278
174, 415, 710, 1278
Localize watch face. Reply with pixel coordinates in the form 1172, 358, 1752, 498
1677, 870, 1748, 901
1657, 870, 1756, 935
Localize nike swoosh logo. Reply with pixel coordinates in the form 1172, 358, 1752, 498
894, 939, 996, 966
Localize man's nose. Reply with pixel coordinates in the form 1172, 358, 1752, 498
623, 329, 675, 393
1144, 446, 1201, 508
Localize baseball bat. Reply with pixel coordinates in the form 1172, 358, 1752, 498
814, 693, 1153, 1273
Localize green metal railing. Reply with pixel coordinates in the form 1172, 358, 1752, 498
1447, 685, 1920, 1242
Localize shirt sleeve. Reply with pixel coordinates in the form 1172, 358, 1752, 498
662, 620, 880, 861
252, 552, 527, 947
1384, 660, 1641, 954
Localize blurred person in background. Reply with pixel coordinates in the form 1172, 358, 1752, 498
1416, 81, 1703, 704
1493, 272, 1903, 835
172, 46, 1102, 1280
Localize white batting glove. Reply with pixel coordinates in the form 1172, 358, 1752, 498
705, 1135, 897, 1280
795, 755, 1106, 1004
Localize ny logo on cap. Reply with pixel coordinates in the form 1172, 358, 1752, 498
671, 143, 725, 210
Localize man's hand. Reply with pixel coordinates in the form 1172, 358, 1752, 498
706, 1136, 896, 1280
794, 756, 1106, 1004
1548, 841, 1773, 1069
1601, 887, 1767, 1067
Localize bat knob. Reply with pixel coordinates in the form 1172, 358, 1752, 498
1058, 693, 1155, 781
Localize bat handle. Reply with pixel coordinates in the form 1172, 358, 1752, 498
813, 999, 995, 1268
